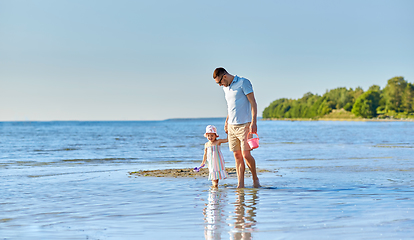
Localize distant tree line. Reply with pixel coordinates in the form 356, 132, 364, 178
262, 77, 414, 119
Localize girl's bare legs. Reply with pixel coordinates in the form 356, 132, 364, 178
212, 179, 219, 188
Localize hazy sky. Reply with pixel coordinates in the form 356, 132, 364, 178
1, 0, 413, 121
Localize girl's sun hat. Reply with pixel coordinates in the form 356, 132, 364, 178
204, 125, 219, 137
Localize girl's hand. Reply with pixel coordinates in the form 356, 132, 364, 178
193, 164, 205, 172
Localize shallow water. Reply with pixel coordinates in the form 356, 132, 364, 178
1, 120, 413, 239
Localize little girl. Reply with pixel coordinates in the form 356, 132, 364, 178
198, 125, 229, 188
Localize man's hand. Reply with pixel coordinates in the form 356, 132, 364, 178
250, 122, 257, 134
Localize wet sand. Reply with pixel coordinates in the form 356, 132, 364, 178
129, 168, 272, 178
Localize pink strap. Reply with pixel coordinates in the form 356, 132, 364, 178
249, 132, 259, 139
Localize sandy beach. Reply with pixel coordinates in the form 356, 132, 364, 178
129, 168, 272, 178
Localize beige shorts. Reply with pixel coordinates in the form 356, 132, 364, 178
228, 123, 251, 152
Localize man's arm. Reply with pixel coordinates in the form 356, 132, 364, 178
225, 115, 229, 133
246, 92, 257, 133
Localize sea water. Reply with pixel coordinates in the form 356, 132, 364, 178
1, 119, 413, 239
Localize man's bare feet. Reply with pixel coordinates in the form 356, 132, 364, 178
253, 180, 261, 188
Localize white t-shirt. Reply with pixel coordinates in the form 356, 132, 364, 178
223, 75, 253, 125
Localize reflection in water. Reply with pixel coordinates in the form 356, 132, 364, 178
204, 188, 227, 240
203, 188, 258, 240
230, 189, 258, 240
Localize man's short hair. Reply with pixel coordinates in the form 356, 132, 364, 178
213, 67, 228, 79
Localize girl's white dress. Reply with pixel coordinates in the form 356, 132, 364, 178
206, 144, 229, 180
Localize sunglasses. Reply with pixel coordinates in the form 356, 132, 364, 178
217, 74, 225, 85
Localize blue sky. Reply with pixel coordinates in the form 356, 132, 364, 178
1, 0, 413, 121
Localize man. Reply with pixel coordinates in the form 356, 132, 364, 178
213, 67, 261, 188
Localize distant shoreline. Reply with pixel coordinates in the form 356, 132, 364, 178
262, 118, 414, 122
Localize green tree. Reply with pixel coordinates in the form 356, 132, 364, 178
401, 83, 414, 113
323, 87, 353, 110
383, 76, 407, 112
318, 99, 332, 116
302, 93, 321, 118
368, 85, 381, 92
341, 87, 364, 112
351, 90, 381, 118
351, 87, 365, 101
263, 98, 294, 118
262, 76, 413, 119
